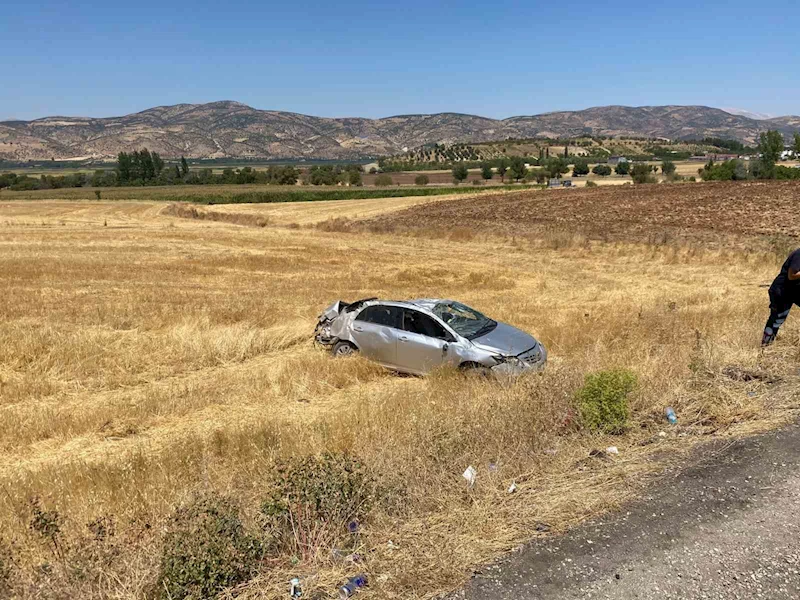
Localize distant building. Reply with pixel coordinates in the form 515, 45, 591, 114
607, 156, 628, 165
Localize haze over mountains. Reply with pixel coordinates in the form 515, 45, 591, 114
1, 102, 798, 162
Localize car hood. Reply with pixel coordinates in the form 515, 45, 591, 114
470, 322, 539, 356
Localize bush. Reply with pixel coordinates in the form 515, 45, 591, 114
700, 159, 749, 181
158, 495, 263, 600
347, 170, 363, 186
374, 174, 393, 187
572, 159, 590, 176
630, 163, 656, 184
585, 180, 598, 187
261, 453, 375, 552
576, 369, 637, 434
592, 164, 612, 177
414, 174, 430, 186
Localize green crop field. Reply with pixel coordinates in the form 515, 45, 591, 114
0, 183, 532, 203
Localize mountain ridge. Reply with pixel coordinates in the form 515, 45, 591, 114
1, 102, 797, 161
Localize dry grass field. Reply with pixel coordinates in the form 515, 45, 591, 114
1, 184, 799, 599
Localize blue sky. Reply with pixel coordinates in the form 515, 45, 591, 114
2, 0, 798, 120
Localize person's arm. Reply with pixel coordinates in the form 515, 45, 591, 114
789, 252, 800, 280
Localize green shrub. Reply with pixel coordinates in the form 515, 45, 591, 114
576, 369, 637, 433
374, 174, 394, 187
630, 163, 656, 184
585, 180, 598, 187
261, 453, 375, 551
414, 174, 430, 186
158, 495, 263, 600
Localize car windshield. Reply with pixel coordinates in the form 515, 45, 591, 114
432, 301, 496, 340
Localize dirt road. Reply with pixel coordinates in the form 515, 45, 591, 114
457, 421, 800, 599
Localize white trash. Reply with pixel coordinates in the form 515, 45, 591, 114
463, 465, 477, 487
508, 482, 518, 494
606, 446, 619, 455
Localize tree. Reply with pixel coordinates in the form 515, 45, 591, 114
544, 157, 569, 179
414, 174, 429, 186
180, 156, 190, 178
347, 170, 362, 186
630, 163, 656, 184
374, 174, 393, 186
528, 167, 548, 184
509, 157, 527, 181
794, 133, 800, 157
452, 163, 469, 183
117, 152, 132, 184
592, 164, 612, 177
661, 160, 676, 176
614, 161, 630, 176
496, 159, 508, 182
572, 159, 589, 177
152, 152, 165, 176
481, 163, 494, 180
758, 130, 784, 179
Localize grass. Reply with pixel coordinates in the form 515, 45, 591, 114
0, 197, 798, 598
0, 183, 521, 203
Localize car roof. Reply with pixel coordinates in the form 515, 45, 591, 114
362, 299, 447, 312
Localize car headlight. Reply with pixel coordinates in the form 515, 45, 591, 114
493, 355, 524, 367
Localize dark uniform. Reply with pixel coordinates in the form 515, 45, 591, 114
763, 248, 800, 346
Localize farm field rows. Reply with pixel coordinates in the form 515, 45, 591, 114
365, 181, 800, 244
1, 183, 799, 599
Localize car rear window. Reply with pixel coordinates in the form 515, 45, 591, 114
355, 305, 402, 328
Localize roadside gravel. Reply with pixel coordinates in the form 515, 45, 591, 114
456, 421, 800, 599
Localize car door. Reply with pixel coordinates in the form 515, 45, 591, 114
397, 308, 453, 374
350, 305, 402, 366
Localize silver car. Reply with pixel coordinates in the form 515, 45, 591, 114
314, 298, 547, 376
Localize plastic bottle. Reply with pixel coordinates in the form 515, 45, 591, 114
665, 407, 678, 425
338, 574, 368, 599
290, 577, 302, 598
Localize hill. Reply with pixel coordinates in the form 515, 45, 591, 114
1, 102, 797, 161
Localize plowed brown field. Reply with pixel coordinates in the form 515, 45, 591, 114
367, 181, 800, 244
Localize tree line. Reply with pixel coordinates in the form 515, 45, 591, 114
0, 149, 304, 191
700, 131, 800, 181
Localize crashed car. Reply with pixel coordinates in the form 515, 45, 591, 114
314, 298, 547, 377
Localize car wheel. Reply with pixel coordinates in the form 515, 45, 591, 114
459, 362, 492, 378
333, 341, 358, 357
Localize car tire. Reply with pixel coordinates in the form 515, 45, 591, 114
333, 341, 358, 357
459, 362, 492, 378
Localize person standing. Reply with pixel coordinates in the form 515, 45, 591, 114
763, 248, 800, 346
